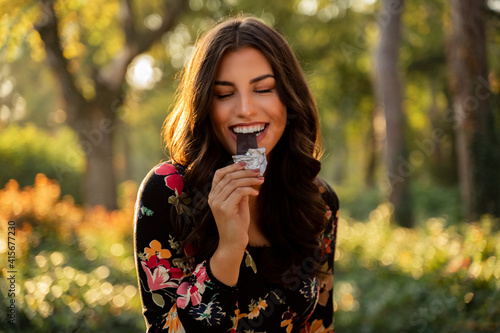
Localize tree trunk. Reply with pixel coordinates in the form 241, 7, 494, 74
364, 107, 376, 187
35, 0, 186, 210
78, 103, 118, 209
447, 0, 500, 220
364, 106, 384, 187
428, 78, 442, 167
374, 0, 414, 227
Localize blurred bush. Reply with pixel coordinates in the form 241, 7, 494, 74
0, 124, 84, 203
334, 204, 500, 332
412, 181, 463, 225
0, 174, 143, 332
337, 181, 462, 225
0, 175, 498, 332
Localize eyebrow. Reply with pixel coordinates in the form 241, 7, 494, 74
214, 74, 275, 86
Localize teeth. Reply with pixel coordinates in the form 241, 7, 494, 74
233, 124, 265, 134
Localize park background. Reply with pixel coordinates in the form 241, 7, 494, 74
1, 0, 499, 332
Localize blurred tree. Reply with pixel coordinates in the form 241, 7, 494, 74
5, 0, 497, 221
447, 0, 500, 220
402, 0, 459, 187
29, 0, 186, 209
374, 0, 414, 227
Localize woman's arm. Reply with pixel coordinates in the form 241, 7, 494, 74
135, 163, 241, 332
207, 162, 264, 286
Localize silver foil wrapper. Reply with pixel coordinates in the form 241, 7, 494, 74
232, 147, 267, 176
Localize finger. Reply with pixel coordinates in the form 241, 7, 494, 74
210, 174, 263, 206
211, 168, 261, 198
212, 162, 246, 186
214, 177, 264, 203
216, 186, 260, 216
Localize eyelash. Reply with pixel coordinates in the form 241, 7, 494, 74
215, 89, 273, 100
215, 93, 233, 100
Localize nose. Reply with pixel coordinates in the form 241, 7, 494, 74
235, 92, 256, 119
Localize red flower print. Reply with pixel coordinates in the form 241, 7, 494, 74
146, 255, 170, 269
320, 237, 333, 258
155, 163, 184, 196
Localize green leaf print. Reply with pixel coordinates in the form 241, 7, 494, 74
245, 251, 257, 274
152, 293, 165, 308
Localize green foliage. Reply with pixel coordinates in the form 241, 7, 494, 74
412, 181, 463, 225
0, 175, 143, 332
0, 123, 84, 203
335, 205, 500, 332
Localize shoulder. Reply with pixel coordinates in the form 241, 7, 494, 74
315, 177, 339, 214
138, 162, 187, 203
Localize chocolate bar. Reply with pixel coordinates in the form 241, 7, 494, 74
232, 133, 267, 176
237, 133, 258, 155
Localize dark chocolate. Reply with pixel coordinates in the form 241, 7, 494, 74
236, 133, 258, 155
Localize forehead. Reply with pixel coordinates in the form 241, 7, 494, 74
215, 47, 273, 79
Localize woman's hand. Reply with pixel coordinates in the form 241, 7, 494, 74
208, 161, 264, 250
208, 162, 264, 286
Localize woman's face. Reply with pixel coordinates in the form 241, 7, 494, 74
209, 47, 287, 157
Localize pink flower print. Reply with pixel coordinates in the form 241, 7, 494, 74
325, 205, 332, 220
176, 262, 209, 309
141, 261, 182, 291
155, 163, 184, 196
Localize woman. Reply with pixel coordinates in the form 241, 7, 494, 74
135, 15, 339, 333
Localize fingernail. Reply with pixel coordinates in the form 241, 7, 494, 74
258, 177, 265, 181
252, 168, 260, 172
238, 162, 246, 166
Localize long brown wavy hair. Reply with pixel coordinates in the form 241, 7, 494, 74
163, 15, 328, 284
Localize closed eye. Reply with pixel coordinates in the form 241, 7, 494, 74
215, 93, 234, 100
255, 89, 273, 94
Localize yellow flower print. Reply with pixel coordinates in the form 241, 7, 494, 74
281, 307, 299, 333
247, 298, 268, 319
300, 319, 332, 333
145, 240, 172, 260
163, 304, 185, 333
229, 304, 248, 331
318, 270, 333, 306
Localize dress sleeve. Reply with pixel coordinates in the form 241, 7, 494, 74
134, 163, 238, 332
301, 180, 339, 333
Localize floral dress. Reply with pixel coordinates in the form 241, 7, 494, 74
134, 162, 339, 333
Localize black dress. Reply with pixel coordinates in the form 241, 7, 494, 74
134, 162, 339, 332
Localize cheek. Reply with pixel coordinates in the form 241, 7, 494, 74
209, 107, 230, 144
210, 103, 232, 126
274, 103, 288, 130
209, 107, 224, 131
